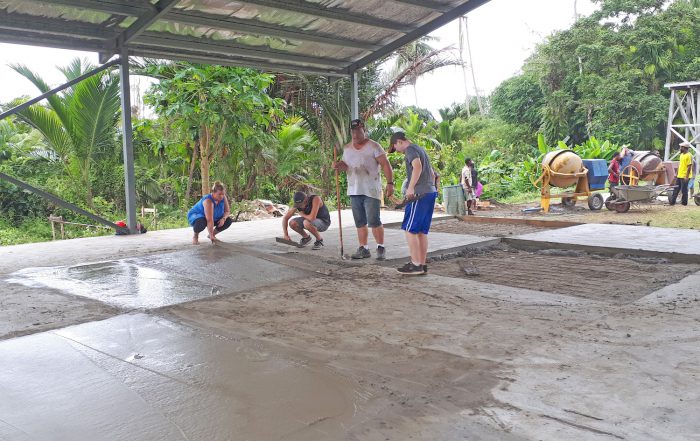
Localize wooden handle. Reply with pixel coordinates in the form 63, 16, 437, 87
333, 145, 344, 254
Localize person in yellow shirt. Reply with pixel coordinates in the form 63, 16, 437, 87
670, 142, 695, 206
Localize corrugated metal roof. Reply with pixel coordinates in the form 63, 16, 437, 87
0, 0, 491, 76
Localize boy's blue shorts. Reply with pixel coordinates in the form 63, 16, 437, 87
401, 192, 437, 234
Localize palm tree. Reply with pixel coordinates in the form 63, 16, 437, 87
10, 58, 121, 207
364, 39, 461, 118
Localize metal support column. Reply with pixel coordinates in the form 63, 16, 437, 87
350, 71, 359, 120
119, 51, 138, 234
665, 89, 675, 161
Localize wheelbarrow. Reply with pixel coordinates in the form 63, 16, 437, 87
605, 185, 675, 213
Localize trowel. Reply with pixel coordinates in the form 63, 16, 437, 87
275, 237, 303, 248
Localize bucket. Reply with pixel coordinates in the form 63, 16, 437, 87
442, 185, 466, 215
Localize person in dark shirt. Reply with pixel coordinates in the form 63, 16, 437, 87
388, 132, 438, 275
282, 191, 331, 250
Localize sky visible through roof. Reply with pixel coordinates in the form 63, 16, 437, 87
0, 0, 597, 119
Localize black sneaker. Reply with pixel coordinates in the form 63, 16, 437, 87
312, 240, 324, 250
376, 246, 386, 261
300, 236, 312, 247
398, 262, 426, 275
423, 264, 428, 273
351, 247, 371, 259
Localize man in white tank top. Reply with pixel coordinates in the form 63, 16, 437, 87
333, 119, 394, 260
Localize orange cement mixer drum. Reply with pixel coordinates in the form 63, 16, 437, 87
632, 151, 662, 180
542, 150, 584, 187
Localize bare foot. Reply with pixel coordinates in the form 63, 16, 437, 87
192, 235, 200, 245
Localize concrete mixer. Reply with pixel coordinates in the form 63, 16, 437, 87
620, 151, 665, 185
533, 150, 605, 213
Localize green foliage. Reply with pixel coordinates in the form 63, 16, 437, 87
10, 58, 121, 206
525, 0, 700, 146
490, 73, 544, 130
143, 62, 284, 197
6, 3, 700, 245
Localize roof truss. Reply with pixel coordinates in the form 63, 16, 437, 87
1, 0, 491, 76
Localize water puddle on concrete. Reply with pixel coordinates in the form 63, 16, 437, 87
0, 313, 372, 441
6, 260, 225, 309
6, 247, 308, 310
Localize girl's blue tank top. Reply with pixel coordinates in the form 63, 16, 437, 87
187, 194, 225, 225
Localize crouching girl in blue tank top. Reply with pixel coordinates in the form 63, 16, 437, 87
187, 181, 231, 244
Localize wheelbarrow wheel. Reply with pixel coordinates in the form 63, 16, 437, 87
562, 197, 577, 207
614, 201, 631, 213
588, 193, 604, 211
605, 195, 616, 211
695, 194, 700, 206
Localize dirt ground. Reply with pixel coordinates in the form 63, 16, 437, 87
428, 219, 552, 237
484, 198, 700, 229
160, 266, 567, 439
159, 262, 700, 439
426, 246, 700, 304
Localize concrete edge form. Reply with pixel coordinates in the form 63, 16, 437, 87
455, 215, 583, 229
503, 237, 700, 264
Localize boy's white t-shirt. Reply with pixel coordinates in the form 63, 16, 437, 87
343, 140, 386, 200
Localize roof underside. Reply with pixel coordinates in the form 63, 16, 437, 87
0, 0, 490, 76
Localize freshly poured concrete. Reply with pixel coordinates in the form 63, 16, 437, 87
0, 314, 374, 441
514, 223, 700, 258
0, 280, 118, 339
7, 246, 308, 309
254, 229, 497, 264
2, 218, 700, 440
0, 209, 450, 273
166, 265, 700, 440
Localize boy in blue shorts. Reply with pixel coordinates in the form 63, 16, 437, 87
388, 132, 438, 275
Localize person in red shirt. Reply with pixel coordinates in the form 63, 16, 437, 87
608, 152, 622, 190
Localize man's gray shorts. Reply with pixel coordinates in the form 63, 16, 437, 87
292, 217, 330, 232
350, 195, 382, 228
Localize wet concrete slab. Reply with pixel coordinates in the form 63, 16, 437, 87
0, 280, 118, 340
511, 223, 700, 260
166, 265, 700, 440
254, 228, 497, 264
0, 313, 379, 441
6, 246, 308, 309
0, 209, 450, 274
485, 301, 700, 441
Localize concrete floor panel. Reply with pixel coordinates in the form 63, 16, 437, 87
0, 280, 118, 340
6, 247, 308, 309
0, 313, 376, 441
256, 229, 496, 264
513, 223, 700, 260
3, 218, 700, 440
